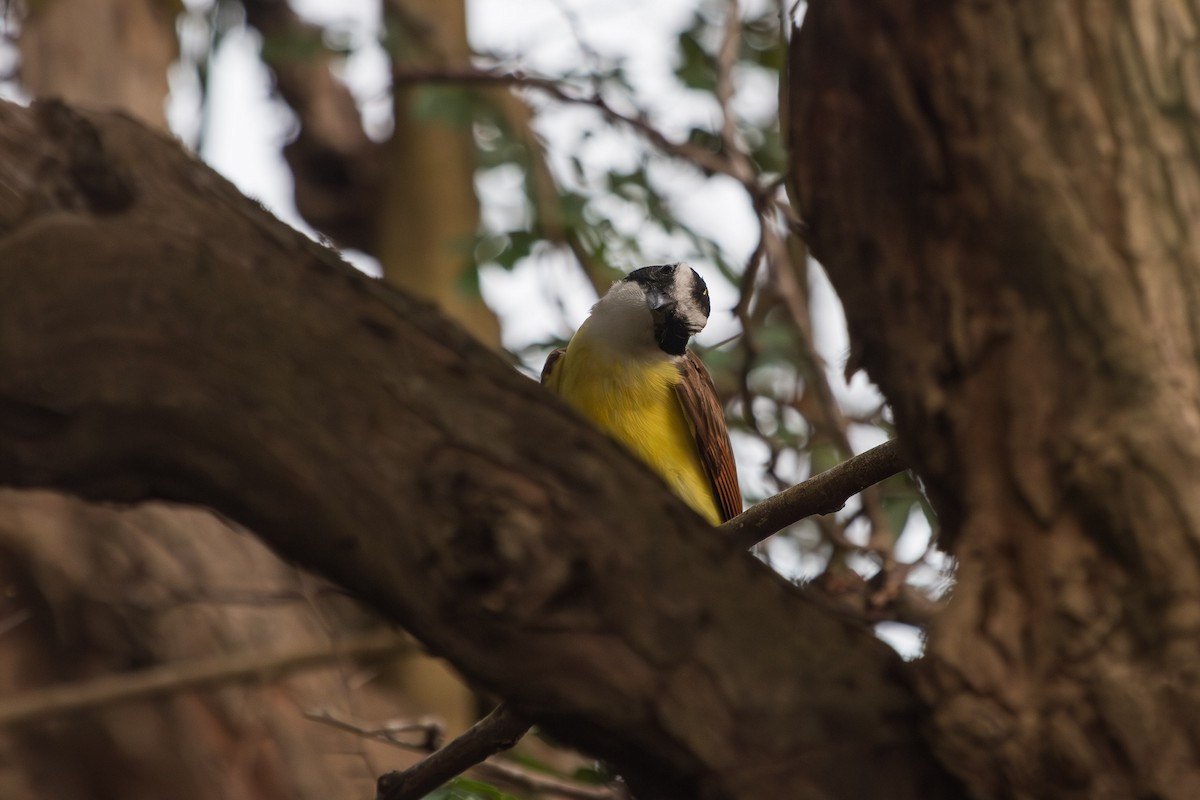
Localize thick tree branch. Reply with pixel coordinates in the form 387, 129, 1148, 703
0, 99, 960, 800
241, 0, 382, 250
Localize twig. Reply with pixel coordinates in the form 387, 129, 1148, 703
303, 709, 444, 752
720, 438, 907, 550
391, 67, 733, 178
376, 703, 532, 800
316, 706, 626, 800
491, 88, 615, 297
715, 0, 757, 185
0, 629, 413, 729
476, 758, 630, 800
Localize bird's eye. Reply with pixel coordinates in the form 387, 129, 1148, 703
702, 289, 708, 296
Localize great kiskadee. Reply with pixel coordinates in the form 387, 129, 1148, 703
542, 263, 740, 525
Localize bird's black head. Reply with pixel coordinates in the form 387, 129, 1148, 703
625, 263, 710, 355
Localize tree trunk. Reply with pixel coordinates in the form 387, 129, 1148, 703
243, 0, 501, 346
376, 0, 500, 345
790, 2, 1200, 797
0, 98, 959, 800
0, 491, 418, 800
19, 0, 176, 130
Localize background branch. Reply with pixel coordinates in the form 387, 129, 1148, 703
0, 629, 411, 730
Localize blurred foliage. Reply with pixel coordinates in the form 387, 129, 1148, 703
155, 0, 954, 797
180, 0, 947, 682
428, 778, 520, 800
448, 0, 948, 619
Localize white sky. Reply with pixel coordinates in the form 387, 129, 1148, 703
190, 0, 883, 418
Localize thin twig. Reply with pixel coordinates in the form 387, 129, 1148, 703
391, 67, 733, 178
304, 709, 445, 752
476, 759, 630, 800
316, 706, 626, 800
715, 0, 758, 186
376, 703, 533, 800
0, 629, 413, 729
720, 439, 907, 550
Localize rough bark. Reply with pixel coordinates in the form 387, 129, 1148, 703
0, 98, 958, 800
0, 490, 424, 800
790, 2, 1200, 797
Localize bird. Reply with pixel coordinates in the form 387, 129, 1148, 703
541, 263, 740, 525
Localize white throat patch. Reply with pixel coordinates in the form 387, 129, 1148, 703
582, 280, 660, 357
574, 262, 711, 359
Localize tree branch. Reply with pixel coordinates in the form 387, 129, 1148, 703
241, 0, 383, 250
472, 759, 628, 800
303, 709, 445, 752
309, 708, 625, 799
720, 438, 908, 549
390, 67, 734, 179
376, 703, 532, 800
0, 629, 411, 729
0, 99, 959, 800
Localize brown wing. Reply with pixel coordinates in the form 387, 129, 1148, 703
675, 350, 741, 522
541, 346, 567, 385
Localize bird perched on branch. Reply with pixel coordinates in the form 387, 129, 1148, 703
542, 263, 740, 525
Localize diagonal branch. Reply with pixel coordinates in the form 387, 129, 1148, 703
376, 703, 532, 800
0, 99, 960, 800
0, 630, 412, 730
720, 438, 908, 550
240, 0, 383, 250
390, 67, 734, 180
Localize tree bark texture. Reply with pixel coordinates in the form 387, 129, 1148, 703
0, 99, 959, 800
0, 490, 423, 800
791, 2, 1200, 798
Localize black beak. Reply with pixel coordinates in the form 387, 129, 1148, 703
646, 288, 674, 315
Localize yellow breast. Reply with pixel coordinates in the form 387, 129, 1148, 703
545, 336, 721, 525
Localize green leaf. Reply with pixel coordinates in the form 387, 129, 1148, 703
686, 127, 724, 159
740, 13, 785, 72
572, 763, 617, 785
559, 191, 589, 228
808, 440, 842, 478
473, 229, 538, 272
674, 28, 716, 92
409, 87, 478, 128
425, 776, 522, 800
260, 28, 327, 65
747, 124, 786, 175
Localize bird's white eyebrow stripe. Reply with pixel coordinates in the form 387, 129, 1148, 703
671, 264, 706, 326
